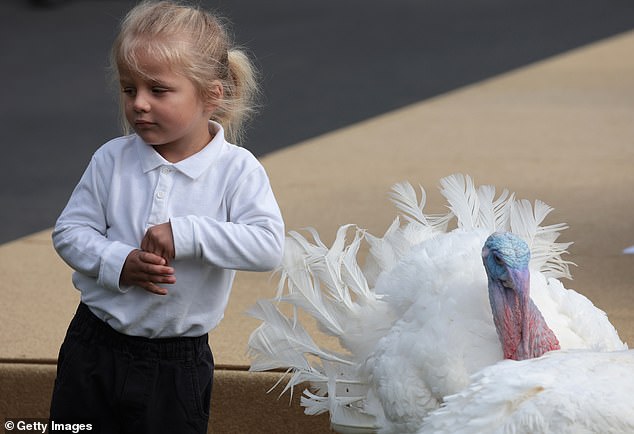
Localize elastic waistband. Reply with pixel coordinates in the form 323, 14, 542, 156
68, 303, 209, 360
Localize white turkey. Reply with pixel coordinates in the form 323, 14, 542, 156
247, 174, 627, 434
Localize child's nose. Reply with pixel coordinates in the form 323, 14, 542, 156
133, 92, 151, 113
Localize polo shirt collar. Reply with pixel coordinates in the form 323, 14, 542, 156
137, 121, 226, 179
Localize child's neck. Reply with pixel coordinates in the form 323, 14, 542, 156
153, 132, 214, 163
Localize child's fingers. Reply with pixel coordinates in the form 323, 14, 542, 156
138, 251, 166, 265
138, 260, 176, 283
138, 281, 169, 296
120, 250, 176, 293
139, 268, 176, 283
138, 251, 174, 272
127, 271, 174, 295
136, 254, 176, 295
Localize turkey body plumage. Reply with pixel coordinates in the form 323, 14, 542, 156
418, 349, 634, 434
247, 174, 627, 434
366, 229, 502, 433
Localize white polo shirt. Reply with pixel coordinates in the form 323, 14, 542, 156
53, 122, 284, 338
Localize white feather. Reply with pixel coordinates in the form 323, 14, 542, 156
439, 173, 480, 230
247, 299, 350, 371
389, 182, 429, 226
510, 199, 573, 279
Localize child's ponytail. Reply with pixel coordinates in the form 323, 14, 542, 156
213, 48, 260, 145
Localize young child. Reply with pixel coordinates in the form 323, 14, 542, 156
49, 1, 284, 433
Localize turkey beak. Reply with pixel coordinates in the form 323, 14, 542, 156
500, 268, 513, 290
507, 267, 530, 295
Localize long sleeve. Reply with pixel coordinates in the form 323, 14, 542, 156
170, 165, 284, 271
52, 153, 135, 292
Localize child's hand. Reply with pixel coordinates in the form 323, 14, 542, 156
141, 222, 175, 263
120, 249, 176, 295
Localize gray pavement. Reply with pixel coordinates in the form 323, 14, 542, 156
2, 0, 634, 243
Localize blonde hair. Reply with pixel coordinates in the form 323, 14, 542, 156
111, 0, 259, 144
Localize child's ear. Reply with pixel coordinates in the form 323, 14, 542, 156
205, 80, 224, 112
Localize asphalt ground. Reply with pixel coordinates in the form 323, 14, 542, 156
2, 0, 634, 244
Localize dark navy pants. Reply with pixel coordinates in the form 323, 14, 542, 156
49, 303, 214, 434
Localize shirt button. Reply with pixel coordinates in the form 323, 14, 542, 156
157, 191, 166, 199
161, 167, 171, 174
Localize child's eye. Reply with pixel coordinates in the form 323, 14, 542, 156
122, 87, 136, 96
152, 87, 169, 94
